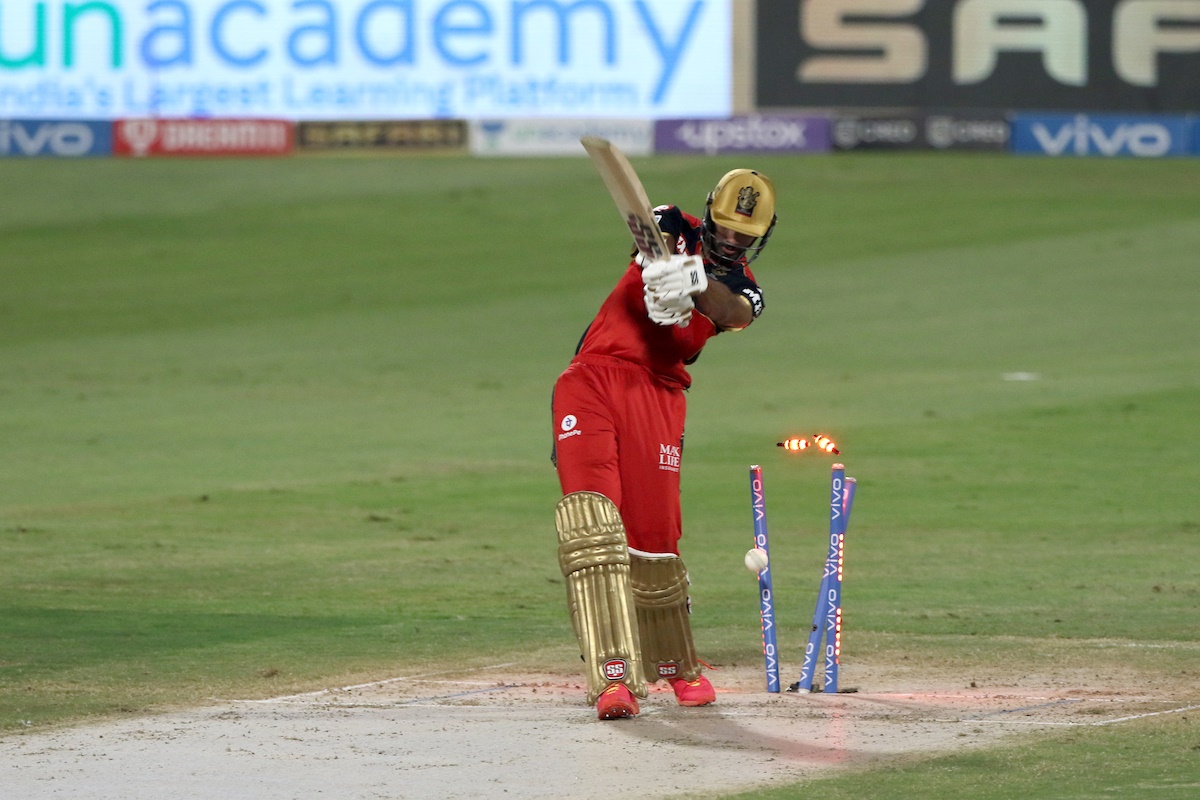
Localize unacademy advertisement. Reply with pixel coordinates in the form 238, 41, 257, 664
0, 0, 731, 119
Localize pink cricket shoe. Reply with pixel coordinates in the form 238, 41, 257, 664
669, 675, 716, 707
596, 683, 639, 720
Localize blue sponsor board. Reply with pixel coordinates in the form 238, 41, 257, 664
0, 119, 112, 157
1012, 113, 1191, 158
655, 115, 831, 155
1192, 116, 1200, 156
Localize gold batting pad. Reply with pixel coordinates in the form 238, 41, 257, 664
630, 553, 702, 683
555, 492, 646, 704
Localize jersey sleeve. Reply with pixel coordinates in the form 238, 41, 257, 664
652, 205, 701, 256
657, 203, 765, 322
719, 267, 765, 319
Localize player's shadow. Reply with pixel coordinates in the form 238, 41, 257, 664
615, 703, 865, 766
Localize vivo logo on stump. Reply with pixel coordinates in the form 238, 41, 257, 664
747, 465, 780, 693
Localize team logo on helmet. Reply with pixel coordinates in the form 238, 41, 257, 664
603, 659, 628, 680
735, 186, 759, 217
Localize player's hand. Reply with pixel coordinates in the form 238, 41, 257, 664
644, 285, 694, 327
640, 254, 709, 301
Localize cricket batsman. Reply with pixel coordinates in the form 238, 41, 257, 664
552, 169, 777, 719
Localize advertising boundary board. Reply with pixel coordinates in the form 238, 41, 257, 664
0, 119, 112, 156
297, 120, 466, 151
655, 115, 832, 155
469, 118, 654, 156
112, 118, 294, 157
6, 113, 1197, 158
1011, 113, 1193, 158
832, 111, 1010, 151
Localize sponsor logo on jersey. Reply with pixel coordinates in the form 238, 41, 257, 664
658, 443, 681, 472
557, 414, 582, 441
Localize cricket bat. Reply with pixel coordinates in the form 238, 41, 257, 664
580, 136, 675, 263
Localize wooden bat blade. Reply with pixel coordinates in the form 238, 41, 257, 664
580, 136, 674, 262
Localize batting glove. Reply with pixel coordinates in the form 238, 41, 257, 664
644, 285, 694, 327
641, 254, 709, 301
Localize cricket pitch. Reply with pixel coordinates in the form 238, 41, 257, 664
2, 663, 1191, 800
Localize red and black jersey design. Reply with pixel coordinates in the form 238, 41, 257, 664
655, 205, 764, 321
553, 205, 768, 553
571, 205, 765, 390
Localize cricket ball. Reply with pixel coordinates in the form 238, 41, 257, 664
744, 547, 769, 574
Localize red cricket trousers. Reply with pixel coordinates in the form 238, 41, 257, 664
552, 356, 686, 556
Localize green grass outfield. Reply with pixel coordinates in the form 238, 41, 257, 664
2, 152, 1198, 796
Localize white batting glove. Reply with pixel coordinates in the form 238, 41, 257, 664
644, 285, 694, 327
648, 292, 696, 326
633, 247, 678, 270
641, 254, 709, 301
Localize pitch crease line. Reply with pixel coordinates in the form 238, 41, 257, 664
234, 662, 520, 703
963, 720, 1080, 726
395, 685, 521, 705
1090, 703, 1200, 726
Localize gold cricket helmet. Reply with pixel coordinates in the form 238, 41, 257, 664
702, 169, 777, 270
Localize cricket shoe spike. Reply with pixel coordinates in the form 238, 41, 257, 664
669, 675, 716, 707
596, 683, 640, 720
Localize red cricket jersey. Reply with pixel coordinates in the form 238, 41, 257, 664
573, 206, 762, 389
552, 206, 764, 555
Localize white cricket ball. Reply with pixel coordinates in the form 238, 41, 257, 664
744, 547, 769, 574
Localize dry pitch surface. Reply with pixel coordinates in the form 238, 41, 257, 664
3, 662, 1192, 800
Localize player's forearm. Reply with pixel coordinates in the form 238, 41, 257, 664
695, 282, 754, 331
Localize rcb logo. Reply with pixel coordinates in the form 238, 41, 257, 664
736, 186, 759, 217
